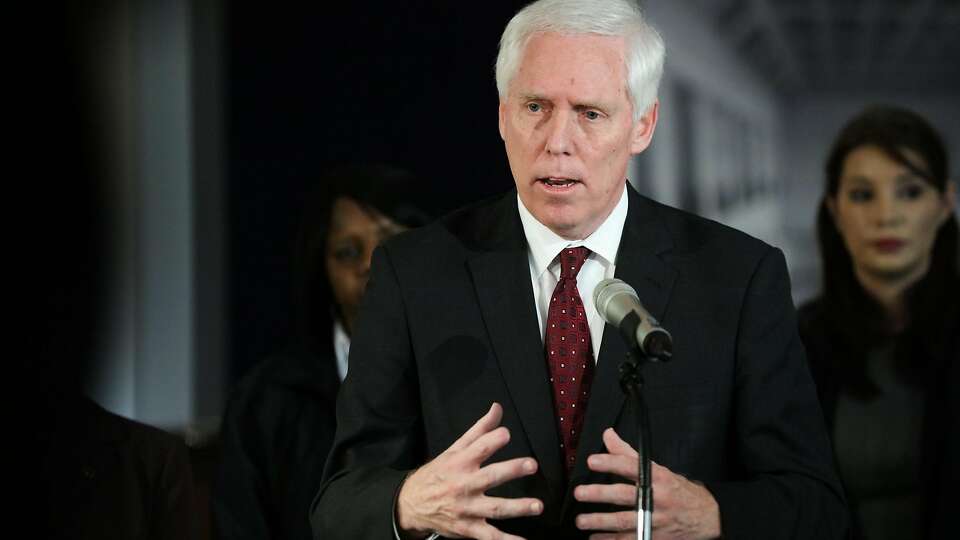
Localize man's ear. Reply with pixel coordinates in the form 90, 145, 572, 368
630, 100, 659, 154
498, 100, 507, 142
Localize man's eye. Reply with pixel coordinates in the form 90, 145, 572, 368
526, 103, 542, 113
848, 188, 873, 203
584, 110, 601, 120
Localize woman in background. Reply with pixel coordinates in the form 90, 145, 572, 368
799, 105, 958, 540
213, 164, 429, 540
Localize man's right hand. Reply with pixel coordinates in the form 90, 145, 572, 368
396, 402, 543, 540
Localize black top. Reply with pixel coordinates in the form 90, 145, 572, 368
214, 344, 341, 540
40, 396, 200, 540
798, 297, 960, 540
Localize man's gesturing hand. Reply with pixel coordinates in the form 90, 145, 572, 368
396, 403, 544, 540
573, 428, 721, 540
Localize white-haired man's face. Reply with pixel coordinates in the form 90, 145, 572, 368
499, 32, 657, 240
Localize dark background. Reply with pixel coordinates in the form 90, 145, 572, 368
227, 2, 529, 382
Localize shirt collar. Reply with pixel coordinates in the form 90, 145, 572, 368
517, 183, 628, 278
333, 319, 351, 380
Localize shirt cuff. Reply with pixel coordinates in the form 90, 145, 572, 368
391, 514, 440, 540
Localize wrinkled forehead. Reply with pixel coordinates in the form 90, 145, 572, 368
510, 32, 630, 97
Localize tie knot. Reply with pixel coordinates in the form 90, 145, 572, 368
558, 246, 591, 280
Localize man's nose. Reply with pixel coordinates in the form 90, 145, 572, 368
544, 111, 575, 156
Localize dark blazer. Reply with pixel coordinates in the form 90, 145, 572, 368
313, 185, 848, 539
40, 396, 200, 540
798, 297, 960, 540
215, 345, 341, 540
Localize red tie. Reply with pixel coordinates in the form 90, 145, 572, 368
544, 246, 595, 475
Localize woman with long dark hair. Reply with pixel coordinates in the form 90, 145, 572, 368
798, 105, 958, 540
213, 164, 430, 540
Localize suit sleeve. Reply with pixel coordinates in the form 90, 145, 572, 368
702, 247, 849, 539
311, 246, 425, 539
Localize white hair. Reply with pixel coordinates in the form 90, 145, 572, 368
495, 0, 665, 121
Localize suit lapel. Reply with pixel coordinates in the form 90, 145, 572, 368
570, 187, 677, 486
467, 194, 565, 494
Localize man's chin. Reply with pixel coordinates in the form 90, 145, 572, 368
540, 213, 590, 240
522, 197, 592, 237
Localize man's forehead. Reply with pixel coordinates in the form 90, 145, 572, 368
511, 33, 627, 86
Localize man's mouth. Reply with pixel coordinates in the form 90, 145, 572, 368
537, 177, 580, 188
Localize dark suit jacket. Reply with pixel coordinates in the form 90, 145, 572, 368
40, 396, 200, 540
215, 345, 341, 540
312, 185, 848, 539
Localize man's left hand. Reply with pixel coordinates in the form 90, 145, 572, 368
573, 428, 721, 540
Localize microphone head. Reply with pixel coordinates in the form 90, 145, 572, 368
643, 329, 673, 362
593, 278, 639, 324
595, 278, 674, 362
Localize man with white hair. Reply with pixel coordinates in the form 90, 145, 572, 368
313, 1, 847, 538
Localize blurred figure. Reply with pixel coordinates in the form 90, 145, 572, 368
213, 164, 429, 540
31, 10, 201, 539
33, 154, 201, 540
799, 105, 959, 540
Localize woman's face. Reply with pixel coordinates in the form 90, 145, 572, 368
325, 197, 406, 333
828, 144, 955, 283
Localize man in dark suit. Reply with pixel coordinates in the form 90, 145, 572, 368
313, 1, 848, 538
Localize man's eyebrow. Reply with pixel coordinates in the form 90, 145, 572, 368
518, 93, 548, 102
574, 102, 611, 112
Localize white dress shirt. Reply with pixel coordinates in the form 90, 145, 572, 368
517, 184, 628, 361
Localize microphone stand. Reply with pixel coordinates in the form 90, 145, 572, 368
595, 281, 671, 540
618, 342, 654, 540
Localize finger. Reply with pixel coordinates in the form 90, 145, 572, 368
463, 495, 544, 520
449, 402, 503, 452
468, 457, 538, 491
574, 482, 636, 507
586, 452, 638, 482
651, 506, 669, 529
576, 510, 637, 532
602, 428, 638, 458
588, 534, 632, 540
462, 521, 528, 540
650, 460, 673, 484
459, 425, 512, 466
650, 460, 687, 507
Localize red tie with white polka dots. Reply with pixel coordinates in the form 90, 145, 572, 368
544, 246, 596, 475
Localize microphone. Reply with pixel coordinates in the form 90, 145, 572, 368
593, 278, 673, 361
